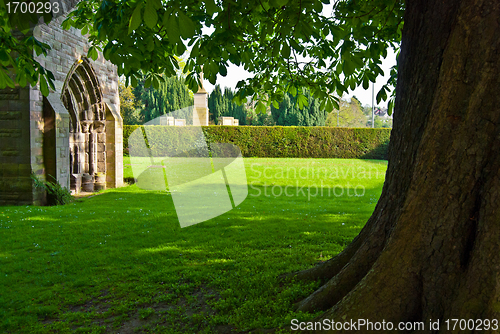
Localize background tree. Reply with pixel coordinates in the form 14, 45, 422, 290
208, 85, 224, 124
134, 75, 193, 124
361, 104, 372, 117
209, 85, 249, 125
350, 96, 362, 112
325, 97, 367, 127
245, 101, 276, 126
248, 110, 275, 126
368, 115, 392, 128
271, 90, 327, 126
223, 87, 248, 125
118, 81, 143, 125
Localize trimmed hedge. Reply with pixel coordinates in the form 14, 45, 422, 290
123, 125, 391, 159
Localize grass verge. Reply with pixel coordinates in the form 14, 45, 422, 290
1, 158, 387, 333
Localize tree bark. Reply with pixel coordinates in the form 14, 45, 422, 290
288, 0, 500, 332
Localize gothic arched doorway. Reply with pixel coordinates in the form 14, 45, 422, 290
62, 58, 107, 193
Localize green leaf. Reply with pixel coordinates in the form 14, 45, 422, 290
128, 3, 143, 34
47, 71, 55, 90
376, 86, 387, 104
374, 64, 384, 76
335, 62, 343, 74
0, 50, 9, 63
297, 93, 308, 109
272, 42, 280, 58
17, 72, 27, 87
165, 14, 180, 43
151, 0, 162, 9
352, 54, 364, 68
88, 46, 98, 61
146, 37, 155, 51
388, 98, 394, 116
190, 40, 200, 57
220, 65, 227, 77
62, 18, 73, 30
275, 0, 289, 6
152, 76, 159, 89
256, 102, 266, 114
362, 75, 369, 90
175, 41, 187, 55
281, 42, 290, 59
40, 76, 49, 96
205, 0, 218, 15
81, 25, 89, 36
289, 39, 303, 52
131, 75, 138, 87
331, 97, 340, 110
348, 78, 356, 90
144, 0, 158, 29
288, 85, 297, 97
272, 100, 279, 109
324, 98, 334, 113
369, 43, 380, 58
0, 70, 9, 89
178, 11, 195, 39
343, 58, 355, 76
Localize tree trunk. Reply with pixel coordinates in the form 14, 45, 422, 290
288, 0, 500, 332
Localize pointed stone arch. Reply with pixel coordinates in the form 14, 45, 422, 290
62, 58, 107, 193
0, 9, 123, 206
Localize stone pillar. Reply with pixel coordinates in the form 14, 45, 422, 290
44, 93, 70, 190
105, 103, 123, 189
193, 75, 209, 126
89, 131, 97, 175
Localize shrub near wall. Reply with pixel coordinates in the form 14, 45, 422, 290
123, 126, 391, 159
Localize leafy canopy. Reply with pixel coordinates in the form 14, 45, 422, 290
1, 0, 403, 113
0, 0, 58, 95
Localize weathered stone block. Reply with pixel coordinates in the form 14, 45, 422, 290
97, 152, 106, 162
2, 150, 19, 157
18, 164, 31, 176
0, 120, 17, 129
0, 129, 21, 138
8, 100, 29, 111
2, 164, 18, 177
97, 133, 106, 143
0, 193, 20, 201
17, 177, 33, 192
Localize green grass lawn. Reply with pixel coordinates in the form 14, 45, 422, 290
0, 158, 387, 333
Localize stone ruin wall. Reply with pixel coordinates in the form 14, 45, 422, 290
0, 0, 123, 205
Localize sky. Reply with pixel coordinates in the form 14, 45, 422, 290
202, 4, 398, 109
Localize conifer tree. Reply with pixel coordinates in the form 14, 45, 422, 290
271, 90, 327, 126
209, 85, 248, 125
134, 76, 193, 124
